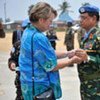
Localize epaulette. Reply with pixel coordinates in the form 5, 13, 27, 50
96, 32, 100, 40
97, 36, 100, 40
94, 27, 100, 40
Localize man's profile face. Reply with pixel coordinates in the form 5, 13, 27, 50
79, 13, 95, 30
17, 25, 22, 30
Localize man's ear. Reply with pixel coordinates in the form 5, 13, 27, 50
92, 15, 97, 21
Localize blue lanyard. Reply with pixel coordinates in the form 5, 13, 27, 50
83, 27, 95, 41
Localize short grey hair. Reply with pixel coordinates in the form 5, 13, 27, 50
29, 2, 57, 22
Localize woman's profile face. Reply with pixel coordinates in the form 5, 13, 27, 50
40, 13, 55, 32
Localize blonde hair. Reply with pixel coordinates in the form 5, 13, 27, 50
29, 2, 57, 22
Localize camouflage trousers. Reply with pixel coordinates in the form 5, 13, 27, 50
65, 39, 74, 51
15, 72, 24, 100
80, 78, 100, 100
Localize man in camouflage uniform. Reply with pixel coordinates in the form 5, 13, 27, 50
64, 22, 74, 51
8, 41, 24, 100
77, 5, 100, 100
46, 26, 58, 50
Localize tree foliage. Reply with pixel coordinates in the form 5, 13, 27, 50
82, 2, 90, 6
58, 1, 71, 13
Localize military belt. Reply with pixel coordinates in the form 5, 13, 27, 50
82, 70, 100, 81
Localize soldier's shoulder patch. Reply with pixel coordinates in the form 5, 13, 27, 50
97, 36, 100, 40
96, 27, 100, 35
95, 27, 100, 40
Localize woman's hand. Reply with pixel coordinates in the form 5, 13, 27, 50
70, 55, 83, 64
67, 50, 76, 58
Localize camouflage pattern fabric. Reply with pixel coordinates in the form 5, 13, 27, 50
64, 27, 74, 51
9, 41, 21, 66
77, 27, 100, 100
81, 79, 100, 100
8, 41, 24, 100
77, 28, 85, 47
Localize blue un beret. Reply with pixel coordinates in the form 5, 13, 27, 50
79, 5, 99, 14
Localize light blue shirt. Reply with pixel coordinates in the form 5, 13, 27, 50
19, 25, 62, 99
83, 27, 96, 41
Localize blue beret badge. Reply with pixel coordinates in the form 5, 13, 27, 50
79, 5, 99, 14
80, 7, 85, 13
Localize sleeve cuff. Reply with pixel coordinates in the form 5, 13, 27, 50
84, 55, 90, 63
87, 56, 90, 62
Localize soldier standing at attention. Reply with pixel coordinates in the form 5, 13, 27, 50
64, 22, 75, 66
76, 5, 100, 100
64, 22, 74, 51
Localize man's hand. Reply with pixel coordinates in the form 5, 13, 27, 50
75, 49, 88, 61
9, 62, 16, 71
67, 49, 88, 64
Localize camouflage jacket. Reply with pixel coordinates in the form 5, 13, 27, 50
77, 28, 85, 46
64, 27, 74, 44
77, 27, 100, 81
8, 41, 20, 67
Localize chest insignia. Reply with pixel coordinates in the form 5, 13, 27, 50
89, 33, 93, 39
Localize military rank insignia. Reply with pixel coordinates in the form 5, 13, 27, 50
89, 43, 93, 49
89, 33, 93, 39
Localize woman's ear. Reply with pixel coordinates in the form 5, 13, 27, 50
39, 18, 45, 23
